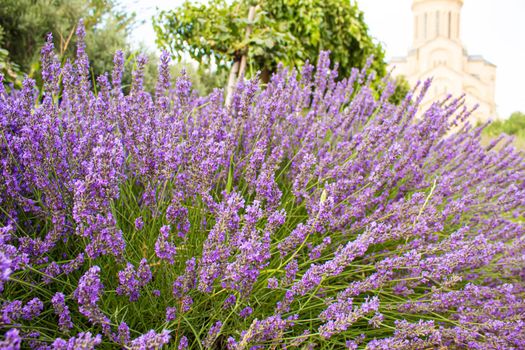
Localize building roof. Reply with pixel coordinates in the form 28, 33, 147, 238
468, 55, 497, 67
389, 56, 408, 63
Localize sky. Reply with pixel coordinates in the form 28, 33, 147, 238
128, 0, 525, 118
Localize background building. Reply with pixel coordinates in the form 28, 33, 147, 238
389, 0, 497, 122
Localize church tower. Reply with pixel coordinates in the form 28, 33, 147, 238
389, 0, 497, 122
412, 0, 463, 48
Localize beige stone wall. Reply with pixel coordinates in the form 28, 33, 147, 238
389, 0, 497, 123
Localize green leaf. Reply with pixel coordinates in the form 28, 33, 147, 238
226, 154, 234, 193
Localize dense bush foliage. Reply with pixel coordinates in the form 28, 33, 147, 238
482, 112, 525, 151
154, 0, 385, 83
0, 25, 524, 349
484, 112, 525, 136
0, 0, 133, 88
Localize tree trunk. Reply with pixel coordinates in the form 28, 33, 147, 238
225, 59, 240, 106
237, 5, 258, 80
225, 5, 258, 106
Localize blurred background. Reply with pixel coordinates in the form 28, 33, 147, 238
1, 0, 524, 146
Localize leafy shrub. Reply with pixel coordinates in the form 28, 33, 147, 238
482, 111, 525, 149
487, 112, 525, 135
480, 112, 525, 151
0, 24, 524, 349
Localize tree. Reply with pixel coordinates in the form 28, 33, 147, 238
0, 0, 134, 87
153, 0, 386, 87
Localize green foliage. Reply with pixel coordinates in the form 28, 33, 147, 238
482, 112, 525, 151
0, 47, 23, 87
0, 0, 133, 86
388, 75, 411, 105
154, 0, 386, 83
484, 111, 525, 137
0, 19, 23, 86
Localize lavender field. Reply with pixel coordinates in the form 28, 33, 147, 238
0, 22, 524, 350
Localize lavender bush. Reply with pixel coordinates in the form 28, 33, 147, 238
1, 23, 524, 349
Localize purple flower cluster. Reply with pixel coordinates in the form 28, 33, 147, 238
21, 297, 43, 320
52, 332, 102, 350
73, 266, 110, 334
203, 321, 222, 349
116, 259, 152, 301
178, 335, 189, 349
0, 329, 21, 349
116, 322, 130, 346
155, 225, 177, 264
130, 330, 171, 350
173, 257, 197, 299
0, 23, 524, 349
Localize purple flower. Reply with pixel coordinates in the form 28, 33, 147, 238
239, 306, 253, 319
155, 225, 177, 264
203, 321, 222, 349
0, 251, 12, 292
198, 192, 243, 293
166, 306, 177, 322
42, 261, 61, 284
116, 259, 152, 301
346, 340, 358, 350
166, 199, 190, 238
116, 322, 131, 346
222, 201, 273, 296
1, 300, 22, 324
116, 263, 141, 301
178, 336, 189, 350
267, 277, 279, 289
319, 297, 380, 339
21, 297, 43, 320
52, 332, 102, 350
223, 294, 236, 309
234, 314, 290, 346
40, 33, 61, 95
173, 257, 196, 298
135, 217, 144, 231
73, 266, 109, 328
181, 296, 193, 313
137, 258, 152, 284
130, 330, 171, 350
51, 292, 73, 331
74, 266, 103, 306
62, 253, 85, 275
112, 50, 125, 92
283, 259, 299, 285
0, 328, 21, 349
